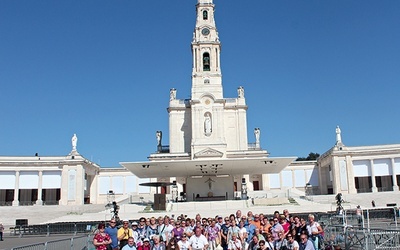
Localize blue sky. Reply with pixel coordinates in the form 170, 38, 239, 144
1, 0, 399, 167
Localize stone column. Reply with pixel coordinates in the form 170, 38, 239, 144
90, 173, 98, 204
370, 160, 378, 192
35, 170, 43, 205
391, 158, 399, 191
262, 174, 270, 191
12, 171, 20, 206
318, 165, 328, 195
346, 156, 357, 194
331, 157, 340, 194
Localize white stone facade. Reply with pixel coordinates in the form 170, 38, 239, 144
0, 154, 100, 206
318, 143, 400, 195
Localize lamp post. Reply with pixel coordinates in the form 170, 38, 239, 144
107, 190, 115, 205
241, 178, 248, 200
305, 183, 312, 201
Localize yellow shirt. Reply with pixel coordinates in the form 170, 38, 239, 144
117, 227, 133, 240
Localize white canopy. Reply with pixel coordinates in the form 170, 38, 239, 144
121, 157, 296, 178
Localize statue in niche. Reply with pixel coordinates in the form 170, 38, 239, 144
336, 126, 342, 145
71, 134, 78, 151
254, 128, 260, 147
170, 88, 176, 101
156, 131, 162, 147
204, 113, 212, 135
238, 86, 245, 98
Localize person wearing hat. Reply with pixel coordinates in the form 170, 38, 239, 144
131, 221, 141, 246
118, 219, 134, 249
138, 238, 151, 250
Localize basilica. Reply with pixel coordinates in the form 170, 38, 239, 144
0, 0, 399, 206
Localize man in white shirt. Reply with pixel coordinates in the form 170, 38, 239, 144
189, 227, 209, 250
227, 233, 242, 250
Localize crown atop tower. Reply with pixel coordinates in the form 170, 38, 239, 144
198, 0, 213, 3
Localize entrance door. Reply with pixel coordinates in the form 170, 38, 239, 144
253, 181, 260, 191
161, 186, 167, 194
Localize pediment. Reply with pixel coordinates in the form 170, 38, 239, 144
194, 148, 224, 158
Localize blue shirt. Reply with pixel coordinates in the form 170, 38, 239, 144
122, 245, 137, 250
299, 239, 315, 250
244, 224, 256, 243
105, 226, 118, 248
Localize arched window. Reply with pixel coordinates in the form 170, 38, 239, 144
203, 52, 210, 71
203, 10, 208, 20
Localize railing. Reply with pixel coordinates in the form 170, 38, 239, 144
323, 225, 400, 250
11, 235, 92, 250
322, 207, 400, 249
357, 188, 373, 193
157, 145, 170, 153
248, 143, 261, 150
43, 200, 60, 205
10, 222, 98, 237
0, 201, 13, 206
178, 99, 190, 104
378, 186, 394, 192
225, 98, 237, 103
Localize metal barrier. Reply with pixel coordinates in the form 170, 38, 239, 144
10, 235, 92, 250
323, 225, 400, 250
10, 222, 99, 237
322, 207, 400, 250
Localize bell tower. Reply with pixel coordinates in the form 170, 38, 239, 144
190, 0, 227, 158
191, 0, 223, 100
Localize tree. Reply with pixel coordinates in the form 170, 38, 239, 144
296, 152, 320, 161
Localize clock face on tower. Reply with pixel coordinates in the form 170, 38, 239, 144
201, 28, 210, 36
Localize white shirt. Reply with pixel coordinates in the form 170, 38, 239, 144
189, 234, 208, 250
286, 240, 299, 250
178, 240, 191, 250
228, 239, 242, 250
307, 221, 320, 235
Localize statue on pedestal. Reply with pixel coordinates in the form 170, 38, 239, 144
170, 88, 176, 101
254, 128, 260, 148
71, 134, 78, 151
237, 86, 245, 98
156, 131, 162, 147
336, 126, 342, 145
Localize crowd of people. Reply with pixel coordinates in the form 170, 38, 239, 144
93, 209, 336, 250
